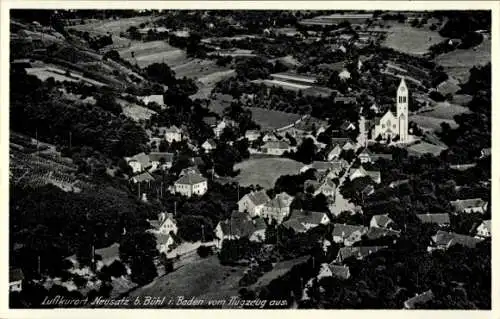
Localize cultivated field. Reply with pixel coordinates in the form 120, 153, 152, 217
422, 102, 470, 120
233, 157, 304, 189
118, 40, 188, 68
25, 66, 106, 87
434, 38, 491, 83
409, 115, 458, 132
172, 59, 233, 81
247, 107, 302, 130
206, 94, 234, 115
373, 22, 445, 55
117, 99, 157, 121
70, 15, 163, 36
128, 255, 246, 305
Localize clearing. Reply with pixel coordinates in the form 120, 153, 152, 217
70, 15, 163, 36
247, 107, 302, 130
410, 101, 470, 131
372, 22, 445, 56
233, 157, 304, 189
25, 65, 106, 87
116, 98, 157, 121
118, 40, 188, 68
434, 38, 491, 83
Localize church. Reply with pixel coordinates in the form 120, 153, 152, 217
369, 77, 409, 143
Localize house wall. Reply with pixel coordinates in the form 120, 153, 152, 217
165, 132, 182, 143
159, 219, 178, 235
128, 161, 142, 173
238, 196, 257, 216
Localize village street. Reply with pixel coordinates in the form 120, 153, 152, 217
329, 159, 357, 216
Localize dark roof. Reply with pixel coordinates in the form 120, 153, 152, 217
264, 192, 294, 209
262, 140, 291, 150
331, 137, 354, 146
334, 96, 357, 104
148, 152, 174, 163
416, 213, 450, 225
240, 190, 270, 206
362, 184, 375, 196
10, 268, 24, 282
432, 231, 484, 248
218, 212, 263, 238
404, 290, 434, 309
126, 152, 151, 168
180, 166, 201, 176
176, 173, 207, 185
366, 227, 400, 240
287, 209, 329, 226
336, 246, 387, 262
370, 214, 393, 228
332, 224, 368, 238
327, 264, 350, 280
203, 116, 218, 126
203, 139, 217, 148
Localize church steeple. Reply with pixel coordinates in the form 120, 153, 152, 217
397, 77, 409, 143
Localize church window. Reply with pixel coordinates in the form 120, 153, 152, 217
403, 96, 406, 103
393, 124, 396, 129
382, 124, 385, 129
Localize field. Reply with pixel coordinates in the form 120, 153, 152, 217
128, 255, 246, 305
206, 94, 234, 115
172, 59, 233, 81
70, 16, 163, 36
373, 22, 445, 55
250, 256, 310, 289
25, 66, 106, 87
434, 38, 491, 83
116, 99, 157, 121
247, 107, 302, 130
233, 157, 304, 189
410, 101, 469, 132
408, 142, 448, 157
118, 40, 188, 68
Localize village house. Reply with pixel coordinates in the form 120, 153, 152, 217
174, 172, 208, 198
349, 166, 381, 184
304, 179, 336, 198
317, 263, 351, 280
125, 152, 151, 173
202, 139, 217, 153
180, 166, 201, 177
148, 212, 178, 235
214, 212, 266, 248
428, 230, 484, 252
389, 179, 410, 188
335, 246, 387, 263
480, 148, 491, 158
326, 144, 343, 160
332, 224, 368, 246
334, 96, 357, 105
148, 152, 174, 171
325, 160, 349, 179
129, 171, 155, 184
331, 137, 357, 151
416, 213, 451, 227
359, 149, 394, 164
282, 209, 330, 233
156, 233, 175, 255
262, 132, 279, 142
361, 184, 375, 198
404, 290, 434, 309
370, 214, 395, 229
9, 268, 24, 292
94, 243, 121, 271
237, 190, 271, 218
261, 192, 295, 223
450, 198, 488, 214
165, 125, 183, 143
245, 130, 261, 142
476, 220, 491, 238
366, 227, 401, 241
340, 121, 356, 132
370, 78, 409, 143
262, 140, 293, 156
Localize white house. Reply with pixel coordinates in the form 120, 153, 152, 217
282, 209, 330, 233
165, 125, 183, 143
245, 130, 261, 141
317, 263, 351, 280
238, 190, 271, 218
148, 152, 174, 171
174, 173, 208, 198
261, 192, 294, 223
349, 166, 381, 184
9, 269, 24, 292
215, 212, 266, 248
156, 233, 175, 255
202, 139, 217, 153
476, 220, 491, 238
148, 212, 178, 235
262, 141, 293, 156
125, 152, 151, 173
214, 119, 229, 137
332, 224, 368, 246
370, 214, 395, 229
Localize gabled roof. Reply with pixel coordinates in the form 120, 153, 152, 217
404, 290, 434, 309
432, 231, 484, 248
389, 179, 409, 188
359, 148, 372, 156
262, 140, 291, 150
149, 212, 176, 230
245, 130, 260, 136
327, 264, 350, 280
481, 148, 491, 156
203, 116, 218, 127
332, 224, 368, 238
175, 173, 207, 185
264, 192, 294, 209
165, 125, 181, 133
130, 171, 155, 183
218, 212, 263, 238
203, 139, 217, 148
416, 213, 450, 225
10, 268, 24, 282
331, 137, 354, 146
156, 233, 172, 247
240, 190, 270, 206
450, 198, 488, 211
288, 209, 329, 225
362, 184, 375, 196
148, 152, 174, 163
366, 227, 400, 240
340, 121, 356, 130
126, 152, 151, 168
336, 246, 387, 261
180, 166, 201, 176
370, 214, 393, 228
478, 220, 491, 233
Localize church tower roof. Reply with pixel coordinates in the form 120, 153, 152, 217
398, 76, 407, 91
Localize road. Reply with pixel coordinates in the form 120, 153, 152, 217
329, 159, 357, 216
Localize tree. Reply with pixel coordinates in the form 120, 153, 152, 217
145, 63, 176, 86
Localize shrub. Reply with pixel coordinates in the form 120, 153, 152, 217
197, 245, 213, 258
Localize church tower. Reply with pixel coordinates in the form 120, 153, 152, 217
397, 77, 409, 143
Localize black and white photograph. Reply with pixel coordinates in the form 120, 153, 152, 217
5, 3, 493, 312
